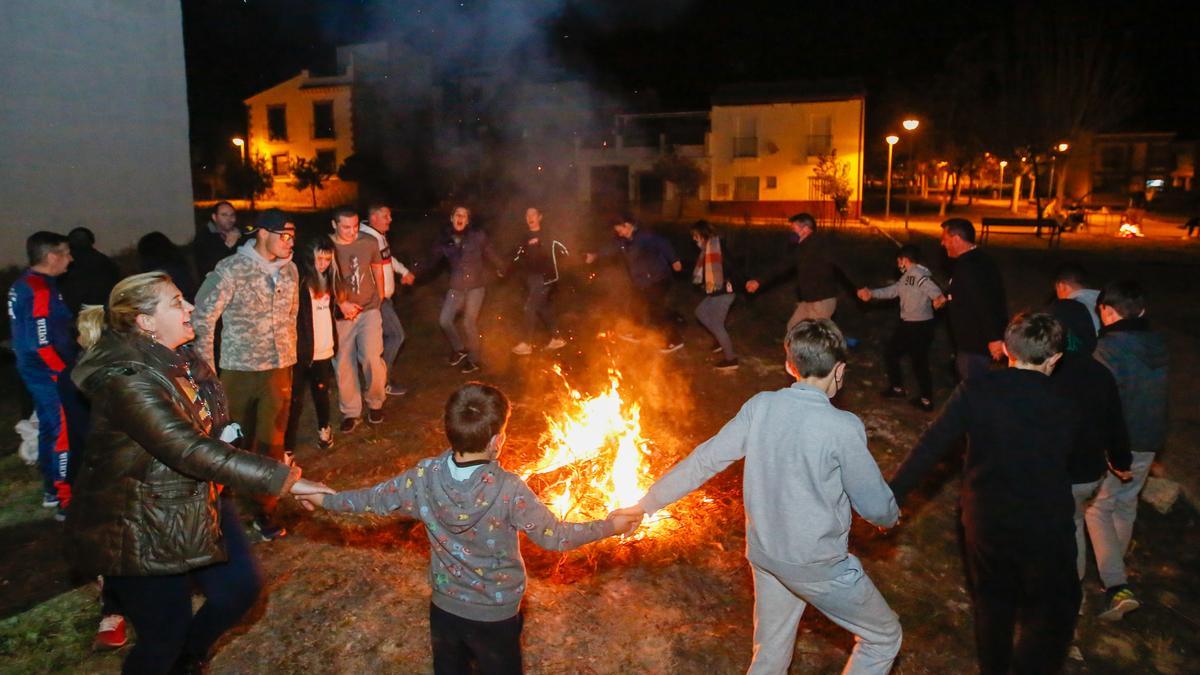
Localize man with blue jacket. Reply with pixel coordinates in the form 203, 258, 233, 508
8, 231, 76, 511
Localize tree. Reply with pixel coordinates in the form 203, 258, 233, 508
650, 148, 705, 218
291, 157, 332, 209
813, 149, 854, 221
227, 154, 274, 211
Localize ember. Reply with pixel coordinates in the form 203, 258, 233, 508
520, 365, 670, 538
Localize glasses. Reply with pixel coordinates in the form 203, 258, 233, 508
271, 231, 295, 242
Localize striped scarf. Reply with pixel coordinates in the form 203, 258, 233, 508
692, 236, 726, 294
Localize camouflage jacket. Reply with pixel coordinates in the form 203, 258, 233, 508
193, 242, 298, 372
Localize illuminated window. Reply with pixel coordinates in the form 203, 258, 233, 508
267, 105, 288, 141
806, 114, 832, 156
734, 176, 760, 201
766, 176, 778, 189
313, 101, 335, 139
316, 150, 337, 173
271, 153, 290, 176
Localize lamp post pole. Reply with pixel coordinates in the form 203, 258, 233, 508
901, 119, 919, 230
885, 135, 899, 221
998, 160, 1007, 198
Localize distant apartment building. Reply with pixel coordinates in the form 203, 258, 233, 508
577, 80, 866, 222
1063, 131, 1194, 206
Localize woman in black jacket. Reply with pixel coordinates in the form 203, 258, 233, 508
66, 271, 331, 674
285, 237, 339, 452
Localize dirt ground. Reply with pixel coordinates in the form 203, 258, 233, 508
1, 221, 1197, 674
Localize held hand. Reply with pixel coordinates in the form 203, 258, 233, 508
584, 253, 597, 265
856, 288, 872, 302
401, 273, 416, 286
290, 478, 335, 496
745, 279, 760, 294
338, 301, 362, 320
1111, 468, 1134, 482
671, 261, 683, 273
608, 505, 646, 536
932, 295, 947, 310
987, 340, 1006, 361
294, 492, 325, 511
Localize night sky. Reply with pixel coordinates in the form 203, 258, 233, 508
183, 0, 1199, 170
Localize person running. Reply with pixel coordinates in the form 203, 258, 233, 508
690, 220, 739, 370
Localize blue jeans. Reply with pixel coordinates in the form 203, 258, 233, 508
106, 497, 262, 674
439, 287, 486, 362
380, 298, 406, 376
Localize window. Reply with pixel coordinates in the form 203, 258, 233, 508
316, 149, 337, 174
267, 105, 288, 141
734, 176, 760, 201
271, 153, 290, 177
733, 116, 757, 158
765, 176, 778, 189
715, 183, 730, 199
806, 114, 832, 156
312, 101, 335, 139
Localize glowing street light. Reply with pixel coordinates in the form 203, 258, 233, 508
1049, 143, 1070, 198
1057, 142, 1070, 153
901, 119, 920, 229
999, 159, 1008, 194
232, 137, 246, 164
885, 135, 899, 221
902, 119, 920, 132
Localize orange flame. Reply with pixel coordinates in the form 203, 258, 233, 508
521, 365, 667, 537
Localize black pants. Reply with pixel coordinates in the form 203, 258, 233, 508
284, 358, 333, 450
430, 603, 523, 675
522, 275, 557, 341
963, 529, 1080, 675
884, 319, 935, 399
106, 497, 262, 674
638, 279, 683, 346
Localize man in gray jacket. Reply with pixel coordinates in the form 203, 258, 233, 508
613, 319, 902, 674
192, 209, 299, 538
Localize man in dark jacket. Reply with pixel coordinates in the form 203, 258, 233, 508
890, 312, 1081, 674
194, 201, 240, 280
585, 215, 684, 352
59, 227, 120, 314
745, 212, 853, 329
1084, 280, 1169, 621
939, 218, 1008, 380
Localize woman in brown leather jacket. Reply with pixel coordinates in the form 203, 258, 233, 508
65, 271, 331, 674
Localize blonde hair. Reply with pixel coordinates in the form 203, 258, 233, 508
76, 271, 173, 350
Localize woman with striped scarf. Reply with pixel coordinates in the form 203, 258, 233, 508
691, 221, 739, 370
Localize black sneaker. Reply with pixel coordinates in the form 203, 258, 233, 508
340, 417, 360, 433
714, 358, 740, 371
880, 386, 906, 399
447, 351, 468, 366
460, 359, 481, 374
367, 408, 384, 425
911, 397, 934, 412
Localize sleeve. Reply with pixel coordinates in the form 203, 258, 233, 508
918, 275, 945, 302
18, 278, 69, 373
391, 258, 411, 277
412, 239, 448, 280
869, 281, 900, 301
981, 262, 1009, 341
595, 238, 619, 259
639, 400, 753, 514
97, 370, 294, 496
889, 383, 971, 505
506, 479, 615, 551
839, 420, 900, 527
482, 233, 506, 272
321, 465, 424, 516
191, 267, 234, 370
1099, 368, 1132, 472
655, 234, 680, 266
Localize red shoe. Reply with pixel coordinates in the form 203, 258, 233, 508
95, 614, 127, 649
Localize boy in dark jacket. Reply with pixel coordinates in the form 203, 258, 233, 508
1083, 280, 1169, 621
890, 312, 1081, 674
296, 383, 638, 673
510, 207, 567, 356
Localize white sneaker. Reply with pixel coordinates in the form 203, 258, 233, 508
511, 342, 533, 355
317, 426, 334, 449
545, 337, 567, 351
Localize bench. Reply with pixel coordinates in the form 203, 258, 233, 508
979, 217, 1062, 247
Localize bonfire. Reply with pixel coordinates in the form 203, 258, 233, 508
1117, 220, 1145, 238
520, 365, 671, 539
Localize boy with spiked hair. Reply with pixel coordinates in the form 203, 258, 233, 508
296, 382, 639, 672
612, 319, 902, 673
890, 312, 1082, 674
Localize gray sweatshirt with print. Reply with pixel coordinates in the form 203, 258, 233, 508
639, 384, 899, 582
322, 450, 616, 621
868, 263, 944, 322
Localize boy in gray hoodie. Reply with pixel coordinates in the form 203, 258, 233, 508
612, 319, 902, 674
296, 382, 639, 673
857, 245, 945, 411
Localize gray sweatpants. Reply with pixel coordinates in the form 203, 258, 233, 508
1084, 451, 1155, 588
749, 557, 901, 675
335, 308, 386, 418
695, 293, 736, 360
786, 297, 837, 330
1071, 479, 1103, 580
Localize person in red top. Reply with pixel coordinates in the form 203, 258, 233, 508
7, 231, 76, 513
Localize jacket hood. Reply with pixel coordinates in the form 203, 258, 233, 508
425, 450, 505, 534
1099, 320, 1168, 371
73, 331, 181, 394
908, 263, 932, 278
236, 240, 293, 276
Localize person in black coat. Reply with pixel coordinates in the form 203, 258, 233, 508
59, 227, 120, 315
890, 313, 1082, 675
284, 237, 339, 452
938, 218, 1008, 381
194, 201, 241, 281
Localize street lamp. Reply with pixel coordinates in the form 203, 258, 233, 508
1048, 142, 1069, 199
885, 135, 899, 221
999, 160, 1008, 195
1056, 142, 1070, 153
901, 119, 920, 229
232, 137, 246, 164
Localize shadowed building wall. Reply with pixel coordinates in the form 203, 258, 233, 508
0, 1, 193, 267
